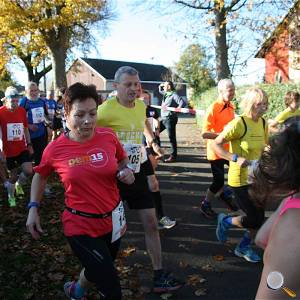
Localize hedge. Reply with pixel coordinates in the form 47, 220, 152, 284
195, 82, 300, 126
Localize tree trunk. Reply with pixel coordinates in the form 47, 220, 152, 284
48, 45, 67, 90
214, 6, 231, 81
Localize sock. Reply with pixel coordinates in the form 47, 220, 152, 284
18, 172, 28, 185
223, 216, 233, 226
154, 269, 164, 279
239, 231, 251, 249
152, 191, 164, 219
74, 281, 86, 298
202, 198, 210, 207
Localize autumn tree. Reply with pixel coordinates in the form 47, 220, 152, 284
136, 0, 294, 81
0, 1, 112, 89
176, 44, 215, 95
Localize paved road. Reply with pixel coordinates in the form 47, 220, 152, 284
122, 115, 263, 300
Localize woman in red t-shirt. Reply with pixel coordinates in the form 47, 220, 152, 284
26, 83, 134, 300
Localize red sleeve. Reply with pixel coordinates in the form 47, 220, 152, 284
33, 143, 55, 177
114, 134, 127, 162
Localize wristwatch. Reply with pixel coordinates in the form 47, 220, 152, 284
27, 201, 40, 209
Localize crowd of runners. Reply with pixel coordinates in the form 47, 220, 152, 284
0, 66, 300, 299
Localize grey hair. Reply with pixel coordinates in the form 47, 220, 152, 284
218, 78, 234, 92
27, 81, 38, 90
114, 66, 139, 82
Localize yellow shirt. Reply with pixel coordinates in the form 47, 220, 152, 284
274, 108, 300, 124
97, 97, 146, 144
222, 116, 268, 187
97, 97, 146, 173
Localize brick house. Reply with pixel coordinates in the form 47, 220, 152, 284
66, 58, 187, 104
255, 1, 300, 83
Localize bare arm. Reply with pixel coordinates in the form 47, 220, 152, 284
26, 173, 47, 240
212, 134, 248, 167
202, 131, 219, 140
24, 128, 34, 155
268, 119, 279, 133
144, 119, 164, 157
256, 210, 300, 299
255, 199, 286, 249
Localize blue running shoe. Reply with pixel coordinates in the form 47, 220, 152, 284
153, 272, 184, 293
64, 281, 87, 300
234, 245, 261, 263
216, 213, 230, 243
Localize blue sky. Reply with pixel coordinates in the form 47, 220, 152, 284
11, 0, 266, 87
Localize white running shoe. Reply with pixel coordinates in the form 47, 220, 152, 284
158, 216, 177, 230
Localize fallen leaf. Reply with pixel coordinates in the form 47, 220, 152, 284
121, 289, 133, 296
195, 288, 207, 296
119, 246, 136, 257
213, 255, 225, 261
160, 293, 173, 299
201, 264, 213, 271
187, 274, 206, 286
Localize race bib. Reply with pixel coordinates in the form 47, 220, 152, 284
123, 143, 142, 173
47, 108, 55, 119
111, 201, 126, 243
7, 123, 24, 141
247, 160, 258, 184
31, 107, 44, 124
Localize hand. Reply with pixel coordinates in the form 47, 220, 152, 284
26, 208, 43, 240
117, 167, 135, 185
28, 124, 39, 132
152, 142, 164, 159
237, 157, 249, 168
27, 145, 34, 155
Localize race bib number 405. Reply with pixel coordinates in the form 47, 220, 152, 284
7, 123, 24, 141
123, 143, 142, 173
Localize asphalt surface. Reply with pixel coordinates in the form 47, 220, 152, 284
122, 115, 264, 300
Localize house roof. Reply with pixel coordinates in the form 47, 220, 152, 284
255, 1, 300, 58
79, 58, 185, 83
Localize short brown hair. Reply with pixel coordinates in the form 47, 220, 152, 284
64, 83, 99, 114
284, 91, 300, 107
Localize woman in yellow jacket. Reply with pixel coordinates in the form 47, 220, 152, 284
212, 87, 268, 263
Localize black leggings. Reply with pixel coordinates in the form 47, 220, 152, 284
31, 134, 48, 165
232, 185, 265, 229
66, 232, 122, 300
209, 159, 229, 194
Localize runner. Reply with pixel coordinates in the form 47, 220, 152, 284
26, 83, 134, 300
158, 81, 187, 162
200, 79, 238, 219
0, 87, 33, 206
140, 89, 176, 230
268, 91, 300, 133
212, 87, 268, 263
253, 119, 300, 298
19, 82, 48, 166
45, 90, 57, 141
97, 66, 184, 293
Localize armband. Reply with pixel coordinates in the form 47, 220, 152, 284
232, 154, 238, 162
27, 201, 40, 209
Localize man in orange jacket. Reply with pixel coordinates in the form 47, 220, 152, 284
201, 79, 238, 218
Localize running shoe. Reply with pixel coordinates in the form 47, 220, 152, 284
234, 245, 261, 263
64, 281, 87, 300
153, 272, 184, 293
15, 182, 25, 197
158, 216, 177, 230
8, 196, 16, 207
200, 201, 217, 219
216, 213, 230, 243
